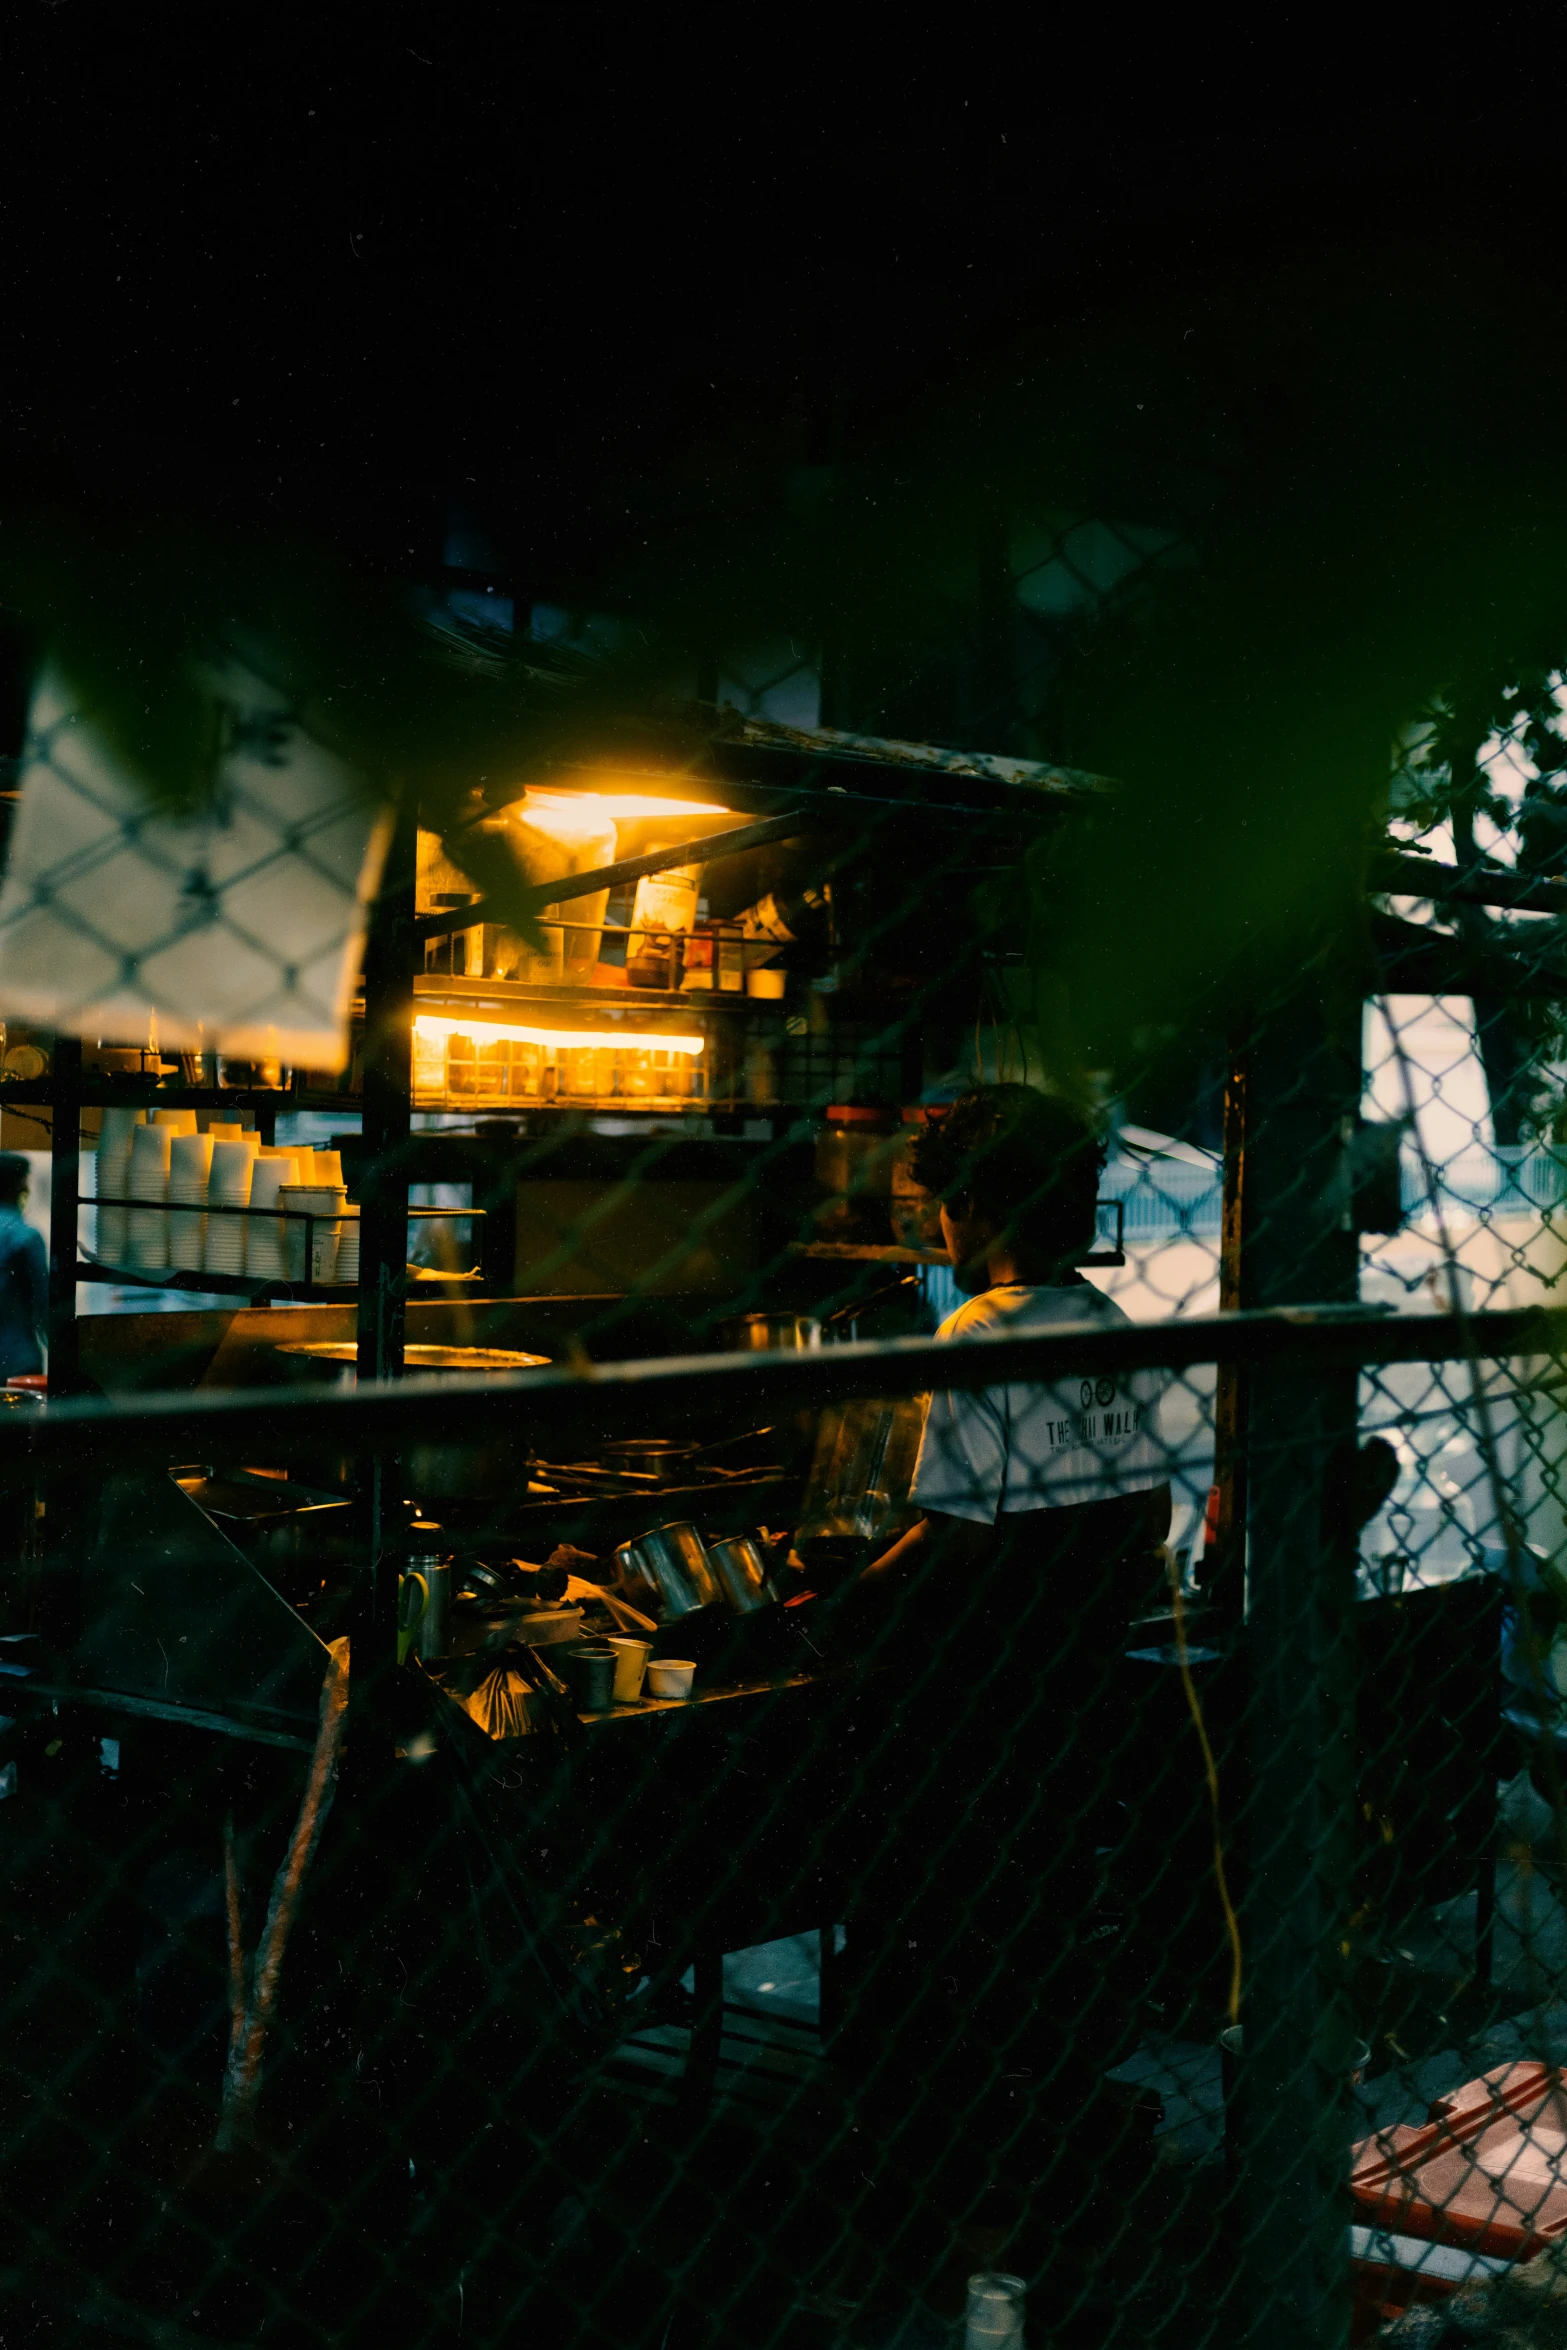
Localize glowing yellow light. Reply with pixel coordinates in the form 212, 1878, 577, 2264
533, 792, 732, 820
415, 1014, 704, 1056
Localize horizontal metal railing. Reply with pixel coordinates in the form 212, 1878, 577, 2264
3, 1301, 1561, 1469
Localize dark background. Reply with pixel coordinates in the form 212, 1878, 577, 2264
3, 20, 1540, 640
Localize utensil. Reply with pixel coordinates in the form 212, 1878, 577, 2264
795, 1393, 930, 1543
276, 1342, 549, 1375
596, 1437, 699, 1478
599, 1588, 658, 1635
398, 1554, 452, 1663
511, 1605, 584, 1648
704, 1534, 779, 1615
612, 1521, 720, 1618
645, 1658, 697, 1701
607, 1637, 652, 1702
560, 1642, 617, 1712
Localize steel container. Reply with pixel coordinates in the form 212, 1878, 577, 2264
704, 1534, 779, 1615
274, 1342, 549, 1498
613, 1520, 720, 1618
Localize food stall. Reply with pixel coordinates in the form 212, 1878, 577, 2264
0, 715, 1110, 2089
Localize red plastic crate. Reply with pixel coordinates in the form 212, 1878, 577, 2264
1348, 2063, 1567, 2331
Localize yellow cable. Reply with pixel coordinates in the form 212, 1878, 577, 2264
1167, 1549, 1243, 2025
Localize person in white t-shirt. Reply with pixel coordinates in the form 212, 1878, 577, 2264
862, 1086, 1170, 1597
838, 1084, 1173, 2250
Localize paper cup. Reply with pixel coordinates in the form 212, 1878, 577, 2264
645, 1658, 696, 1701
746, 966, 787, 999
608, 1637, 653, 1703
279, 1184, 346, 1279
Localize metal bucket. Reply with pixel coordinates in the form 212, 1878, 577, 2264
704, 1534, 779, 1615
613, 1520, 720, 1618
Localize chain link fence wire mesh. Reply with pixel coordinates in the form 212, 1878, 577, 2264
6, 613, 1567, 2350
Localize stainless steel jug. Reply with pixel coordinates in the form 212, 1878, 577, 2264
704, 1534, 779, 1615
613, 1520, 720, 1618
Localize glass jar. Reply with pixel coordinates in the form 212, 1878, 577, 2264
476, 1039, 510, 1100
412, 1026, 446, 1102
562, 1046, 597, 1098
814, 1106, 899, 1241
446, 1034, 478, 1097
890, 1109, 945, 1248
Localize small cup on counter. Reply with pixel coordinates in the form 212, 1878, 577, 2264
645, 1658, 697, 1702
607, 1636, 653, 1703
560, 1642, 618, 1713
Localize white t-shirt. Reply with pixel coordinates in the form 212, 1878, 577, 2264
909, 1282, 1169, 1524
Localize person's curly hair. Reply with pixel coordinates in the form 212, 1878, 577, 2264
909, 1085, 1105, 1263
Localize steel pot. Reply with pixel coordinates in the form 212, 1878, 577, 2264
274, 1342, 549, 1498
613, 1520, 719, 1618
595, 1438, 699, 1480
704, 1534, 779, 1615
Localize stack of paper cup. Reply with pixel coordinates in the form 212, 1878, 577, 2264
246, 1153, 303, 1280
205, 1140, 254, 1276
167, 1130, 214, 1270
94, 1107, 146, 1266
334, 1205, 361, 1286
126, 1121, 173, 1272
279, 1184, 348, 1281
312, 1150, 344, 1188
152, 1108, 198, 1138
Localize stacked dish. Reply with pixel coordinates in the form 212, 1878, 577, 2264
94, 1107, 146, 1267
205, 1139, 255, 1276
246, 1152, 304, 1281
334, 1205, 360, 1286
167, 1130, 214, 1270
279, 1182, 348, 1281
126, 1121, 173, 1272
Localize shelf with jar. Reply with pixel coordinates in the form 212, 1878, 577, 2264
407, 969, 793, 1114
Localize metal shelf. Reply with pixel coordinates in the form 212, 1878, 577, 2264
1, 1081, 352, 1112
412, 973, 769, 1019
76, 1259, 355, 1303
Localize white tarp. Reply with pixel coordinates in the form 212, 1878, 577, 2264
0, 660, 392, 1069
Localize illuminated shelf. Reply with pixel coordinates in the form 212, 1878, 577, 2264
411, 974, 770, 1019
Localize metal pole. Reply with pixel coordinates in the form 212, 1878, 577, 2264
1238, 958, 1362, 2350
1207, 1039, 1250, 1620
46, 1037, 80, 1398
355, 798, 417, 1671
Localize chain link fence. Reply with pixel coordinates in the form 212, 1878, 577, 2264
1, 610, 1567, 2350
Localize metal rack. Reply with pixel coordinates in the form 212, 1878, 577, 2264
14, 717, 1097, 1395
